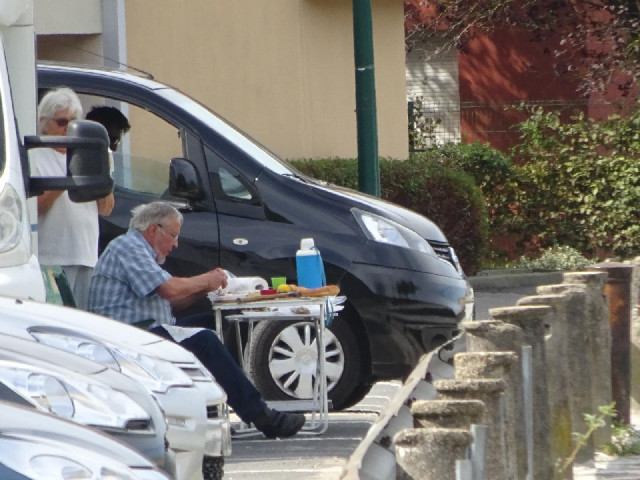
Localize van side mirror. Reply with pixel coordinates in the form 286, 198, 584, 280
25, 120, 113, 202
169, 157, 204, 200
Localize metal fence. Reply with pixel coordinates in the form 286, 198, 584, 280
410, 97, 637, 152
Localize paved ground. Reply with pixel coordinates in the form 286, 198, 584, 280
573, 413, 640, 479
574, 453, 640, 479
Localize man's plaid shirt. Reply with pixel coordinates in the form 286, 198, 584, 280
88, 229, 174, 328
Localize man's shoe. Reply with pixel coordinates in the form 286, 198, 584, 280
252, 407, 305, 439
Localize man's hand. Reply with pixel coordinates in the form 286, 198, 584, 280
157, 266, 228, 310
205, 268, 228, 292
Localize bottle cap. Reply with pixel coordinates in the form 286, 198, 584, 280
300, 238, 315, 250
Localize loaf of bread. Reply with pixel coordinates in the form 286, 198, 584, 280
288, 284, 340, 297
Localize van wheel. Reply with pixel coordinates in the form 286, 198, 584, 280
247, 317, 364, 410
203, 455, 224, 480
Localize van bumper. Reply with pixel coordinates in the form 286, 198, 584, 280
343, 262, 472, 380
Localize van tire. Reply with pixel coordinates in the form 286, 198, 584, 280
247, 317, 363, 410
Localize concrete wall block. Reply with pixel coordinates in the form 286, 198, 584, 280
454, 352, 520, 480
564, 270, 613, 447
489, 305, 553, 480
535, 284, 594, 453
435, 378, 507, 479
462, 320, 524, 354
516, 294, 574, 479
394, 427, 473, 480
411, 399, 485, 429
462, 320, 527, 478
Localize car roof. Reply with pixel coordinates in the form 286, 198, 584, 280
37, 61, 166, 91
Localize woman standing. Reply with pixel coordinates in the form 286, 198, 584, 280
30, 88, 113, 309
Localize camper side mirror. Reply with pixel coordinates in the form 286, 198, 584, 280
25, 120, 113, 202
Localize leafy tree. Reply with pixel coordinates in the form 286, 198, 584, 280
404, 0, 640, 95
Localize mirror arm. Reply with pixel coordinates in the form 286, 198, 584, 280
24, 135, 106, 151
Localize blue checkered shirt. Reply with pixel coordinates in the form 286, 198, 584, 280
88, 229, 174, 328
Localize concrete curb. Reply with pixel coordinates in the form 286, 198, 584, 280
468, 271, 564, 291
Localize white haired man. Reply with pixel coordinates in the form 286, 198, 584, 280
87, 201, 305, 439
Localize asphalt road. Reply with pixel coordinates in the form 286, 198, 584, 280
223, 285, 540, 479
473, 285, 538, 320
223, 381, 402, 480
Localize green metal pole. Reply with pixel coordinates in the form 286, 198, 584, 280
353, 0, 380, 196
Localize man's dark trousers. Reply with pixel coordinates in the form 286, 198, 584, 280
150, 314, 266, 423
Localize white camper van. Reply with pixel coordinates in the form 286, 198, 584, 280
0, 1, 112, 300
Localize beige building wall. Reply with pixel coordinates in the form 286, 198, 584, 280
124, 0, 409, 160
33, 0, 409, 160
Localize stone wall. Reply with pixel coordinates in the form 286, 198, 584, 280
374, 263, 637, 480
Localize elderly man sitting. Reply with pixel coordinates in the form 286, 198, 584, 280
87, 201, 305, 439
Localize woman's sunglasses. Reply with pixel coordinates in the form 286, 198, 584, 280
51, 117, 75, 127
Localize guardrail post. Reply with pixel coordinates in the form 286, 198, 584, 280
394, 428, 473, 480
517, 293, 574, 478
563, 271, 613, 446
462, 320, 527, 480
490, 305, 552, 480
435, 378, 506, 480
454, 352, 519, 480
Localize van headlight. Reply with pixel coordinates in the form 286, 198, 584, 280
0, 364, 150, 430
29, 330, 193, 393
0, 184, 23, 253
352, 208, 436, 255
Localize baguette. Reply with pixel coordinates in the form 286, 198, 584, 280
289, 284, 340, 297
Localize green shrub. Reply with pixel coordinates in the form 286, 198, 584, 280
288, 158, 359, 190
509, 103, 640, 260
289, 155, 488, 275
511, 245, 592, 271
604, 422, 640, 456
421, 142, 515, 194
412, 143, 521, 264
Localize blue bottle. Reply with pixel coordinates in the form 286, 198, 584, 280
296, 238, 325, 288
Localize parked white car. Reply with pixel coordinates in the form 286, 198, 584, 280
0, 296, 231, 480
0, 333, 174, 475
0, 401, 172, 480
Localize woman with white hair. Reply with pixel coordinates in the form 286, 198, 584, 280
30, 87, 114, 309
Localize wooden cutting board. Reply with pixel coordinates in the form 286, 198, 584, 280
215, 291, 302, 304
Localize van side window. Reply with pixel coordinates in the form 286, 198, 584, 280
81, 99, 184, 200
218, 168, 252, 200
205, 147, 259, 205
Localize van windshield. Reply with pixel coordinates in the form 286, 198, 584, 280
159, 89, 295, 176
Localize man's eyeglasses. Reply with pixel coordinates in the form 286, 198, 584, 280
51, 117, 75, 127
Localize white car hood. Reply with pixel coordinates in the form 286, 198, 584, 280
0, 296, 198, 363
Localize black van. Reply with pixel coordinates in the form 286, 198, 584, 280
38, 63, 473, 409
